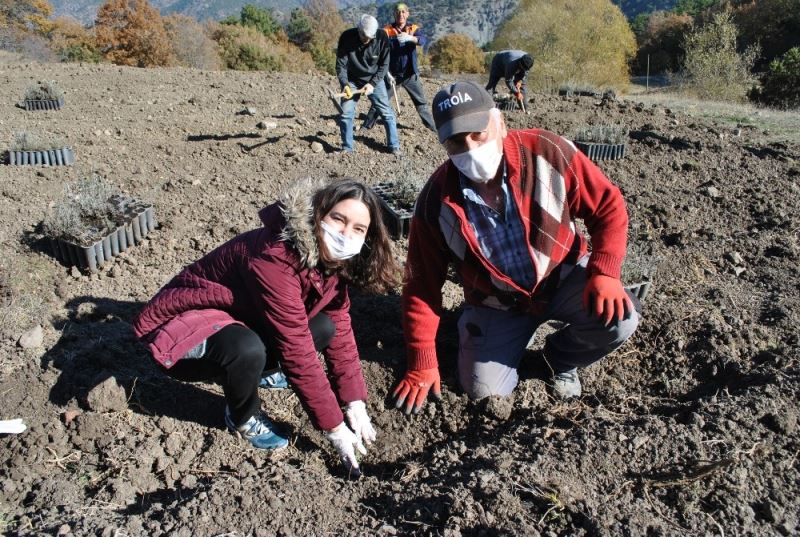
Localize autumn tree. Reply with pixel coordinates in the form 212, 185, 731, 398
48, 16, 100, 62
633, 11, 693, 74
94, 0, 173, 67
211, 21, 315, 73
302, 0, 345, 74
163, 14, 220, 70
429, 34, 484, 74
680, 11, 758, 101
0, 0, 53, 34
490, 0, 635, 91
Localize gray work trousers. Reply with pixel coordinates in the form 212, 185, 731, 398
458, 258, 640, 399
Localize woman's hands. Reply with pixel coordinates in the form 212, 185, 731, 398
325, 401, 376, 477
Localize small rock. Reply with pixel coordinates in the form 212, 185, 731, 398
239, 107, 257, 116
726, 251, 745, 265
70, 266, 82, 278
310, 142, 323, 153
103, 129, 112, 136
257, 121, 278, 129
110, 265, 123, 278
733, 266, 746, 277
17, 325, 43, 349
86, 376, 128, 413
704, 186, 721, 198
62, 409, 81, 425
56, 524, 70, 536
632, 436, 649, 449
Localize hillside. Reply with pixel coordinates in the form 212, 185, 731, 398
0, 55, 798, 535
49, 0, 677, 45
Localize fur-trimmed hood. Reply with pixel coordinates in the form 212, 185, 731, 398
263, 177, 326, 269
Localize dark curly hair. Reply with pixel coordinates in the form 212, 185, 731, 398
311, 179, 400, 294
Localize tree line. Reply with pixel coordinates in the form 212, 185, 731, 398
1, 0, 797, 108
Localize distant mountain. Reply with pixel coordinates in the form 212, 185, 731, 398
50, 0, 679, 45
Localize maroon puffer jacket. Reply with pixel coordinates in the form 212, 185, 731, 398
133, 180, 367, 430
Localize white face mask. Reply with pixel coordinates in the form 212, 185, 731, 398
449, 134, 503, 183
320, 221, 365, 260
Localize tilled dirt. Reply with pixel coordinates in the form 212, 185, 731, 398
0, 55, 798, 536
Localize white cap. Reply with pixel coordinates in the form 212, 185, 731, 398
358, 14, 379, 39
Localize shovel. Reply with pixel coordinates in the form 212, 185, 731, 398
389, 77, 401, 115
324, 86, 366, 114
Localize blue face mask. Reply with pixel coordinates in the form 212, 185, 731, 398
320, 221, 365, 260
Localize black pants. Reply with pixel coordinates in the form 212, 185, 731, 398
164, 314, 335, 427
363, 74, 436, 132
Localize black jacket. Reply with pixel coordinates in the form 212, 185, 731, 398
335, 28, 390, 89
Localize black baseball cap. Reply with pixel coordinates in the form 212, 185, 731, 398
431, 81, 495, 144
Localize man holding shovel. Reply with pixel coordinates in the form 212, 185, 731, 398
334, 14, 400, 155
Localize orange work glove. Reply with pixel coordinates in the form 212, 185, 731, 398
583, 274, 632, 327
392, 368, 441, 415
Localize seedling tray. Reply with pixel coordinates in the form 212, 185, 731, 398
373, 182, 414, 239
574, 141, 626, 161
7, 147, 75, 166
48, 202, 156, 273
24, 96, 64, 111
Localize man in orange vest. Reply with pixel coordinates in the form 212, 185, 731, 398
361, 3, 436, 132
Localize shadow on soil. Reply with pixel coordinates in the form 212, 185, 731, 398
44, 295, 224, 429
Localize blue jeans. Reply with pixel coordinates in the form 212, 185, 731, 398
339, 80, 399, 152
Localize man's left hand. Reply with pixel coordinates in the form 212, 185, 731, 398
363, 83, 374, 96
583, 274, 632, 326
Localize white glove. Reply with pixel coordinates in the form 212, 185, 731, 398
363, 83, 374, 96
324, 422, 366, 476
345, 400, 377, 445
386, 72, 395, 85
396, 33, 414, 45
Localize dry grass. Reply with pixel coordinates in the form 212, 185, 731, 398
624, 87, 800, 144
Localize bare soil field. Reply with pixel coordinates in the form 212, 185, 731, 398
0, 55, 798, 536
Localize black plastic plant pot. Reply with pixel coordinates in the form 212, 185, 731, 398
574, 141, 626, 162
48, 205, 156, 273
24, 96, 64, 111
624, 281, 652, 301
7, 147, 75, 166
373, 182, 414, 239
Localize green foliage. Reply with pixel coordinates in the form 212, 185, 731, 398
239, 4, 279, 38
211, 23, 315, 73
490, 0, 636, 91
59, 42, 101, 62
680, 12, 759, 102
24, 80, 63, 100
749, 47, 800, 109
309, 40, 336, 75
632, 10, 692, 74
672, 0, 717, 16
429, 33, 484, 74
286, 8, 313, 50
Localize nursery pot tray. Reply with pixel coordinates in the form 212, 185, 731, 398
373, 182, 414, 239
7, 147, 75, 166
24, 96, 65, 111
48, 204, 156, 273
574, 141, 626, 162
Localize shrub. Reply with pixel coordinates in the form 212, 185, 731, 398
10, 131, 66, 151
286, 8, 313, 50
749, 47, 800, 109
429, 34, 484, 74
309, 40, 336, 75
679, 12, 759, 102
47, 15, 100, 63
42, 175, 120, 241
94, 0, 174, 67
490, 0, 635, 91
211, 23, 315, 73
24, 80, 64, 101
384, 175, 425, 211
163, 15, 221, 70
0, 0, 53, 34
573, 125, 628, 144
